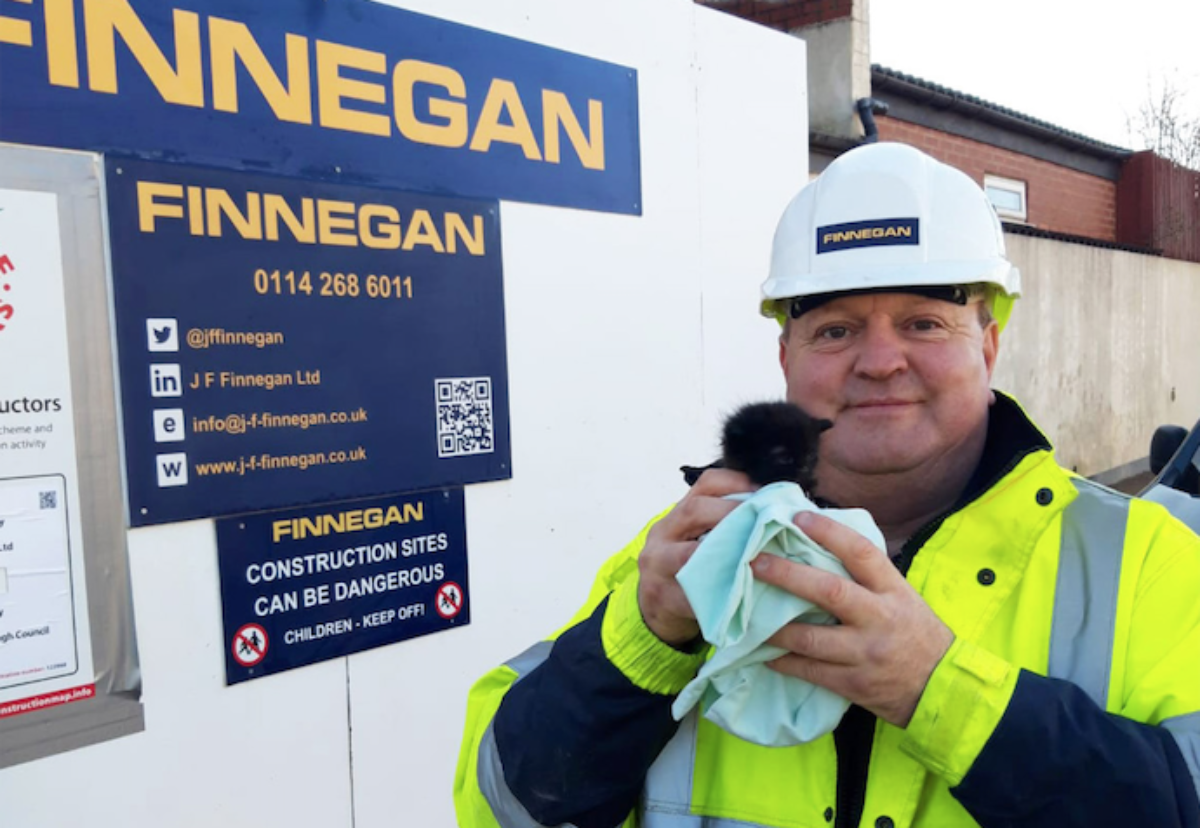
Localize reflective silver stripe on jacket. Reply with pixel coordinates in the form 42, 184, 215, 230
642, 710, 697, 819
1163, 712, 1200, 792
1047, 482, 1200, 799
479, 722, 563, 828
642, 714, 772, 827
506, 640, 554, 680
642, 711, 780, 827
477, 641, 565, 828
1048, 479, 1130, 707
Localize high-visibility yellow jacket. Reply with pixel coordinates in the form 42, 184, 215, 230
455, 397, 1200, 828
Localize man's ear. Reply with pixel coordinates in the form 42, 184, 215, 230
982, 320, 999, 379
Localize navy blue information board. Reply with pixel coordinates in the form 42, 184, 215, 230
107, 157, 510, 526
216, 489, 469, 684
0, 0, 641, 214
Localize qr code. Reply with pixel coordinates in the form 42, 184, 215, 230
39, 490, 57, 510
436, 377, 495, 458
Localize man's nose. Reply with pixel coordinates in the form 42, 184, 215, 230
853, 320, 908, 379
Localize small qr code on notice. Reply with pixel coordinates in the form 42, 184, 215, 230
436, 377, 495, 458
39, 490, 57, 510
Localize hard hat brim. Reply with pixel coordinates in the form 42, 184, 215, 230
761, 258, 1020, 309
761, 259, 1021, 331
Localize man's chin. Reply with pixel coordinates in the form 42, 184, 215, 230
826, 447, 928, 477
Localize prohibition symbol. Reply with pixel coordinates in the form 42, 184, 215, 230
435, 582, 464, 619
232, 623, 269, 667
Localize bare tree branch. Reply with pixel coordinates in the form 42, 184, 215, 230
1127, 73, 1200, 170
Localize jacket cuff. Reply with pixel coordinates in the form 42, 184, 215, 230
900, 637, 1019, 786
600, 575, 708, 695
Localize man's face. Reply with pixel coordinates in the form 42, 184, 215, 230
778, 291, 999, 478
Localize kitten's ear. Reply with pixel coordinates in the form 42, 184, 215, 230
815, 418, 834, 433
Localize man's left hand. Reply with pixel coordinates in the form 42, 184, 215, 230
750, 510, 954, 728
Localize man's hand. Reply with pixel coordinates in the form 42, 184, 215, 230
637, 468, 755, 646
751, 511, 954, 728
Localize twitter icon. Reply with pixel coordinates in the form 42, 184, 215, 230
146, 318, 179, 352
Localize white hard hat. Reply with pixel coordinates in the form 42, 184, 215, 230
761, 142, 1021, 330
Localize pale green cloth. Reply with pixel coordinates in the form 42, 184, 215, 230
671, 481, 886, 746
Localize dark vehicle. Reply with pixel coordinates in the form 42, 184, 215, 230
1140, 421, 1200, 532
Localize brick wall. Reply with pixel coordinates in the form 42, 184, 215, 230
696, 0, 852, 31
877, 117, 1117, 242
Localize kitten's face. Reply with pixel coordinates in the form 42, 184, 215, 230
721, 402, 829, 487
778, 291, 997, 477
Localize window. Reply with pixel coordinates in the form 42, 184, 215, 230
984, 175, 1027, 222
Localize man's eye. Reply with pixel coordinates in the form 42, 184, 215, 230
817, 325, 850, 340
910, 318, 944, 332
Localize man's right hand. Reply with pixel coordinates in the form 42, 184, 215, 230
637, 468, 756, 646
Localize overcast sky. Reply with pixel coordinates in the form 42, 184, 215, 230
869, 0, 1200, 149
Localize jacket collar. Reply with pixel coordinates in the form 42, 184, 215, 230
895, 392, 1053, 573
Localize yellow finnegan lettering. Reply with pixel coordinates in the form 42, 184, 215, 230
392, 59, 468, 148
542, 90, 605, 170
359, 205, 401, 249
822, 224, 914, 246
271, 503, 423, 542
402, 209, 445, 253
84, 0, 203, 106
318, 200, 358, 247
264, 194, 315, 243
0, 0, 33, 48
133, 179, 487, 254
186, 186, 204, 235
469, 78, 542, 160
12, 1, 609, 170
209, 17, 311, 124
206, 189, 263, 239
445, 213, 485, 255
45, 0, 79, 88
316, 39, 389, 137
137, 182, 184, 232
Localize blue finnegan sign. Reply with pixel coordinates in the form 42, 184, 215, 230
216, 489, 469, 684
106, 157, 510, 526
0, 0, 641, 214
816, 218, 921, 254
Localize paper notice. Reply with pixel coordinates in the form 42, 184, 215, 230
0, 475, 78, 690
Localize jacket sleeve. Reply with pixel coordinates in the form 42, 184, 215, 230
453, 511, 709, 828
901, 502, 1200, 827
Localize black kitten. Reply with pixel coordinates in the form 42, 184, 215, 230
720, 401, 832, 491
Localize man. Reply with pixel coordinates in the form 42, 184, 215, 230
455, 143, 1200, 827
